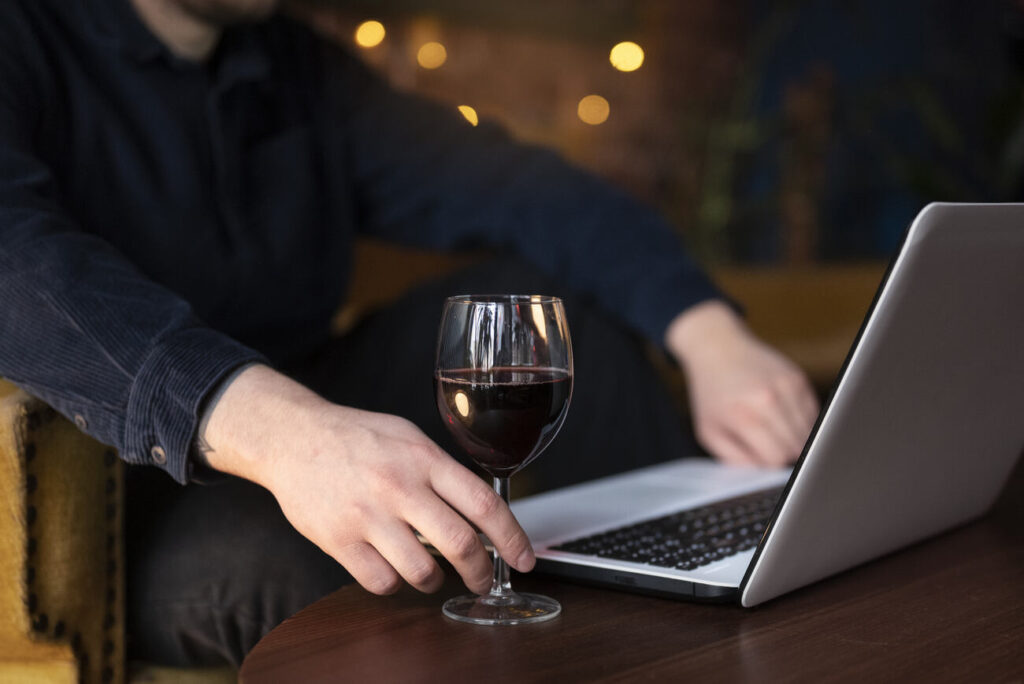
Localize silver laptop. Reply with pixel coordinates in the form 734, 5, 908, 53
510, 202, 1024, 607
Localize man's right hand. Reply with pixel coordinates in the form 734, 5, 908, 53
197, 364, 535, 596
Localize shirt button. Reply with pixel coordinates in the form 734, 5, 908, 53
150, 446, 167, 465
74, 414, 88, 430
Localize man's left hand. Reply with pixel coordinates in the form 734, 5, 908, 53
666, 300, 820, 467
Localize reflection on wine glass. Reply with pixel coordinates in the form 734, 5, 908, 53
435, 294, 573, 625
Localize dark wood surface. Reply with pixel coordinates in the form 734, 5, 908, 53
241, 460, 1024, 683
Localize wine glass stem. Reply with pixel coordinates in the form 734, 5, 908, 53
489, 476, 513, 598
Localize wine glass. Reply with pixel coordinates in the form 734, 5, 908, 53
435, 294, 573, 625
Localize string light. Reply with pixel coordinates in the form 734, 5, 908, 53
354, 20, 385, 49
610, 41, 644, 72
577, 95, 610, 125
417, 42, 447, 69
457, 105, 479, 126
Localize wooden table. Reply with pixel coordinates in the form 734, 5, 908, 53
241, 460, 1024, 682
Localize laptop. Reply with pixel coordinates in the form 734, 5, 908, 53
509, 202, 1024, 607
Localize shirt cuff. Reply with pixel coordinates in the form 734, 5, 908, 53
632, 271, 733, 350
122, 327, 267, 484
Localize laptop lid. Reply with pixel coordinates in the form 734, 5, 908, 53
741, 203, 1024, 606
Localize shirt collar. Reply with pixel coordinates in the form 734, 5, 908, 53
84, 0, 273, 89
85, 0, 165, 62
211, 27, 273, 92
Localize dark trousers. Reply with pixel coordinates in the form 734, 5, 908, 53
125, 259, 699, 666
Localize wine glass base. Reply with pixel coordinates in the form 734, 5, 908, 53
442, 591, 561, 625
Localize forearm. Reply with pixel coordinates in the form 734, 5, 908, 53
334, 43, 722, 346
0, 229, 264, 482
1, 82, 266, 481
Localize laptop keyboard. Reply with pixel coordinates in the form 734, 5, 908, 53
552, 486, 784, 571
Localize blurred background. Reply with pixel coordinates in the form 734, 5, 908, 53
294, 0, 1023, 386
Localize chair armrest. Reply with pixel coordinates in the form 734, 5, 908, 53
0, 380, 125, 684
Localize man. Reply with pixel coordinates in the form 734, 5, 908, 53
0, 0, 819, 666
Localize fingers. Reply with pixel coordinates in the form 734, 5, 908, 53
698, 381, 817, 467
774, 373, 820, 451
403, 497, 493, 594
429, 459, 535, 574
333, 522, 447, 595
332, 540, 403, 596
797, 379, 821, 428
730, 407, 795, 466
698, 423, 760, 467
271, 408, 533, 599
365, 522, 446, 594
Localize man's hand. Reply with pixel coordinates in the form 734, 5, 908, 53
198, 364, 535, 596
666, 301, 820, 467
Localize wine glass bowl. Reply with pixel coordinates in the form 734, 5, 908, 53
435, 295, 573, 625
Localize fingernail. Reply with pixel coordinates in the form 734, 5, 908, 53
516, 549, 536, 572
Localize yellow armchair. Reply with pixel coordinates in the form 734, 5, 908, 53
0, 381, 125, 683
0, 380, 242, 684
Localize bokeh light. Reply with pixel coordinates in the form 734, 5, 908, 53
354, 20, 385, 49
417, 42, 448, 69
609, 41, 644, 72
577, 95, 610, 125
457, 105, 479, 126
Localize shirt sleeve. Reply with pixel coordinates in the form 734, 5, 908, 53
323, 44, 724, 346
0, 23, 265, 484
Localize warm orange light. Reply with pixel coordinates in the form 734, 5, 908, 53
417, 42, 447, 69
610, 41, 644, 72
531, 297, 548, 342
457, 105, 479, 126
577, 95, 610, 125
454, 391, 470, 417
354, 20, 385, 48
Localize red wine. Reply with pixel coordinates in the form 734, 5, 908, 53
435, 367, 572, 477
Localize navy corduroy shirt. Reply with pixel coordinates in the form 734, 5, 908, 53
0, 0, 722, 484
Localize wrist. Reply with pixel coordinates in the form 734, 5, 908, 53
193, 362, 258, 466
201, 363, 328, 486
665, 299, 751, 368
